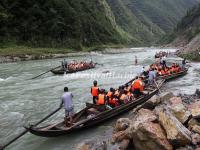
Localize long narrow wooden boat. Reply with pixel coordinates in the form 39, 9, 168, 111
27, 79, 165, 137
159, 68, 188, 81
51, 63, 95, 75
124, 68, 188, 86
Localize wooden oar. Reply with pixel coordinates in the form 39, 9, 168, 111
31, 65, 61, 79
95, 63, 103, 66
154, 79, 161, 94
0, 107, 61, 150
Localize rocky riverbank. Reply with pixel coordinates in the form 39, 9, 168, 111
0, 53, 90, 64
112, 90, 200, 150
0, 47, 140, 64
77, 90, 200, 150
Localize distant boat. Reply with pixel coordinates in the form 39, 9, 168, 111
51, 61, 96, 75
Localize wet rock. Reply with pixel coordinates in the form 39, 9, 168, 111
114, 118, 131, 132
112, 109, 158, 144
169, 97, 183, 106
180, 89, 200, 104
142, 95, 161, 110
156, 108, 192, 146
132, 108, 157, 129
77, 140, 107, 150
192, 125, 200, 135
196, 147, 200, 150
77, 143, 89, 150
170, 103, 191, 124
112, 131, 130, 143
118, 139, 130, 150
192, 133, 200, 145
160, 92, 174, 104
130, 122, 172, 150
175, 145, 194, 150
188, 118, 200, 131
188, 101, 200, 119
195, 89, 200, 98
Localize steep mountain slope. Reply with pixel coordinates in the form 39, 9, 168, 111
165, 4, 200, 61
0, 0, 200, 50
107, 0, 200, 42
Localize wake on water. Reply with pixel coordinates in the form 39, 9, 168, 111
0, 76, 14, 81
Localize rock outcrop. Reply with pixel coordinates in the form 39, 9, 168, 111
112, 91, 200, 149
156, 108, 192, 146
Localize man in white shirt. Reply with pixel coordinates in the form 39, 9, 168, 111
60, 87, 74, 126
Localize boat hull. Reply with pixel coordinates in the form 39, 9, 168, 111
28, 80, 165, 137
51, 66, 95, 75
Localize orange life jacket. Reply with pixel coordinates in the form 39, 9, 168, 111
161, 70, 165, 75
107, 91, 112, 98
91, 86, 99, 96
97, 94, 105, 105
171, 67, 175, 73
107, 91, 112, 102
132, 79, 143, 89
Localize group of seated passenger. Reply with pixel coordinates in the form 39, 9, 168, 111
150, 63, 181, 76
62, 60, 94, 71
91, 77, 145, 108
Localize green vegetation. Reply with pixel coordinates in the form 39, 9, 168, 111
179, 50, 200, 62
162, 4, 200, 44
161, 4, 200, 61
0, 0, 132, 50
0, 0, 200, 56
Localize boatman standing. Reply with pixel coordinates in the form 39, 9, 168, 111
182, 58, 186, 69
91, 80, 99, 104
60, 87, 74, 126
62, 59, 68, 72
135, 56, 138, 65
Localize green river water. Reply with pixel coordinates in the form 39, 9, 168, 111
0, 48, 199, 150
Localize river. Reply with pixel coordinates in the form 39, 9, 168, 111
0, 48, 199, 150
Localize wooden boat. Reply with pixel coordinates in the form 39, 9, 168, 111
124, 68, 188, 86
159, 68, 188, 81
51, 62, 95, 75
27, 79, 165, 137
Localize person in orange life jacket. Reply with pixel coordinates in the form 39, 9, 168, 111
112, 95, 120, 107
97, 89, 107, 105
91, 80, 99, 104
114, 88, 120, 98
120, 90, 129, 104
158, 69, 162, 76
107, 88, 117, 108
131, 76, 144, 98
107, 88, 114, 102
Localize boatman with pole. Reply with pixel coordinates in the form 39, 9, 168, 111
60, 87, 74, 126
61, 59, 68, 72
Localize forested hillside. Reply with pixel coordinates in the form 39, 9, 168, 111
0, 0, 134, 49
0, 0, 200, 50
107, 0, 200, 44
164, 4, 200, 61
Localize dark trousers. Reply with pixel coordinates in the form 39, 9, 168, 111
93, 96, 98, 104
133, 89, 142, 98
